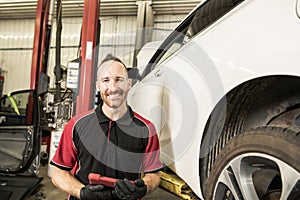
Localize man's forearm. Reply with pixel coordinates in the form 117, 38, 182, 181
142, 172, 161, 194
51, 166, 84, 198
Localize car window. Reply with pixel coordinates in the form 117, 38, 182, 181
187, 0, 244, 39
156, 42, 182, 66
142, 0, 244, 77
0, 90, 37, 126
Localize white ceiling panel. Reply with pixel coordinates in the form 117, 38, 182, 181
0, 0, 200, 19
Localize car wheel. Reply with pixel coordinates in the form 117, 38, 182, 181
205, 126, 300, 200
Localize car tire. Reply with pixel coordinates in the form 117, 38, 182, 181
205, 126, 300, 200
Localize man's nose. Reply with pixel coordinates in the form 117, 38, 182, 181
108, 80, 118, 90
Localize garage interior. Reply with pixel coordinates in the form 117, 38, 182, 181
0, 0, 200, 199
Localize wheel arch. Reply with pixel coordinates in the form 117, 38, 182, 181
199, 74, 300, 196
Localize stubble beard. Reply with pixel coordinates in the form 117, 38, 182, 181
101, 89, 128, 109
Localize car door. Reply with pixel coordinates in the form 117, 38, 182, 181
0, 90, 42, 200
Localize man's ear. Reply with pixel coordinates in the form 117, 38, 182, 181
128, 79, 132, 89
96, 82, 101, 91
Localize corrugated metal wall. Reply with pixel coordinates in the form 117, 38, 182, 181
0, 20, 34, 93
0, 14, 185, 93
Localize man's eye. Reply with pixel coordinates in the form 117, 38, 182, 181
102, 79, 109, 83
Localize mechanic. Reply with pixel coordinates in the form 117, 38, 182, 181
50, 54, 163, 200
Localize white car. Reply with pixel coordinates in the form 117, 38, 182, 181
128, 0, 300, 199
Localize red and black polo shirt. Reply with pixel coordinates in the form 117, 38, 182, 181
50, 104, 163, 189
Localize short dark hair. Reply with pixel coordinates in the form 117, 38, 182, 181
100, 54, 126, 68
97, 54, 129, 81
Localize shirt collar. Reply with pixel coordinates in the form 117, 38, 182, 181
95, 102, 134, 125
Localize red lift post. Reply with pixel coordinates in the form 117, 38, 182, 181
30, 0, 54, 91
76, 0, 101, 115
29, 0, 55, 164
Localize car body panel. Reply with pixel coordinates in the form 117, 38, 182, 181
128, 0, 300, 199
297, 0, 300, 18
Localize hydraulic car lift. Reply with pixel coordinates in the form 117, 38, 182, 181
30, 0, 100, 116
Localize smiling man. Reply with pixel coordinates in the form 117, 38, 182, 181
50, 54, 163, 200
97, 56, 131, 120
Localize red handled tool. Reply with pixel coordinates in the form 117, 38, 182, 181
88, 173, 117, 187
88, 173, 135, 188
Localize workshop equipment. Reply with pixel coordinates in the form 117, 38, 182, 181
159, 171, 197, 200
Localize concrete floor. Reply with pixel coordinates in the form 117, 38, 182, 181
27, 165, 182, 200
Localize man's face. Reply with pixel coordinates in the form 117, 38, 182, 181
96, 60, 131, 109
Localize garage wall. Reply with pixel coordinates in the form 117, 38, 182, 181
0, 20, 34, 93
0, 14, 185, 94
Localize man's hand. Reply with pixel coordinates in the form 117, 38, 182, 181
80, 184, 114, 200
114, 179, 147, 200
